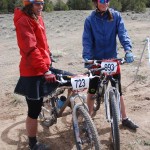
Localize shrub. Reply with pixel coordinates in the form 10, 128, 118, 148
0, 0, 8, 13
110, 0, 122, 11
146, 0, 150, 7
120, 0, 146, 12
54, 0, 69, 11
44, 0, 54, 12
67, 0, 93, 10
133, 0, 146, 13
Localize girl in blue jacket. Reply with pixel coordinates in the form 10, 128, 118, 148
82, 0, 138, 130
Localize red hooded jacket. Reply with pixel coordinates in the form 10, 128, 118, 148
14, 8, 51, 76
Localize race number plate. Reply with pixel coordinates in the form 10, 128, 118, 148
101, 61, 117, 75
71, 76, 89, 90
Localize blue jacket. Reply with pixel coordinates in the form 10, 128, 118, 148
82, 9, 132, 60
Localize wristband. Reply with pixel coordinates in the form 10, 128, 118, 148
44, 70, 52, 75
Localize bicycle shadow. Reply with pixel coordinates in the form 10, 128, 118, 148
39, 116, 76, 150
96, 126, 114, 150
96, 124, 137, 149
0, 117, 76, 150
1, 120, 28, 150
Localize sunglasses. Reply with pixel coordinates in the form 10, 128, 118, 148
98, 0, 110, 4
33, 2, 44, 5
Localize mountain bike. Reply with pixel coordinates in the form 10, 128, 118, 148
84, 58, 125, 150
39, 73, 101, 150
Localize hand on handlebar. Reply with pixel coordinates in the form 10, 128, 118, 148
125, 51, 134, 63
44, 71, 56, 83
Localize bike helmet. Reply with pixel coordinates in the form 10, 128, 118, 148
23, 0, 44, 6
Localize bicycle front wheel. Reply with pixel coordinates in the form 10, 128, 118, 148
73, 105, 101, 150
94, 83, 106, 112
109, 91, 120, 150
94, 86, 104, 111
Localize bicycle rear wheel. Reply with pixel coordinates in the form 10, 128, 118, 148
109, 91, 120, 150
73, 105, 101, 150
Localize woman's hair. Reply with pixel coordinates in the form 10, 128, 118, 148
22, 4, 38, 20
92, 0, 113, 21
92, 0, 97, 6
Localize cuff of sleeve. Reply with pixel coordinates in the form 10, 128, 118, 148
125, 50, 132, 53
44, 70, 52, 75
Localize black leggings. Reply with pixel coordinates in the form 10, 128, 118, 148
26, 98, 43, 119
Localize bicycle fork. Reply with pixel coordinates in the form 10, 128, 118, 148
104, 87, 121, 122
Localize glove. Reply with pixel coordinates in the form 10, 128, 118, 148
44, 71, 56, 83
125, 51, 134, 63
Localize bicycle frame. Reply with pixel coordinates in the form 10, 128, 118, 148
58, 90, 88, 117
96, 69, 122, 123
40, 86, 88, 125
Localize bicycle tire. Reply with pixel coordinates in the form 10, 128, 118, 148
109, 91, 120, 150
73, 105, 101, 150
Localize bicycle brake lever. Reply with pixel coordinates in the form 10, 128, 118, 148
120, 58, 126, 64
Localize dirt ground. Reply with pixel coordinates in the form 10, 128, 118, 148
0, 9, 150, 150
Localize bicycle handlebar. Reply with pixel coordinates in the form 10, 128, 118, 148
56, 74, 72, 84
55, 57, 127, 88
55, 70, 103, 86
83, 58, 126, 65
83, 58, 126, 77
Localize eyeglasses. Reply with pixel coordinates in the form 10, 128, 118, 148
33, 2, 44, 5
98, 0, 110, 4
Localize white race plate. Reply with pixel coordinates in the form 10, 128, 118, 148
71, 76, 89, 90
101, 61, 117, 75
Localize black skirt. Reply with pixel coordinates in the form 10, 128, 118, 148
14, 67, 74, 100
14, 76, 59, 100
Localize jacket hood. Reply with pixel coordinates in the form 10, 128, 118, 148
14, 8, 25, 27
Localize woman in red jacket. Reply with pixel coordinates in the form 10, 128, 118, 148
14, 0, 71, 149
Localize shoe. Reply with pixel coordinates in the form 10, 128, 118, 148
122, 118, 139, 130
29, 142, 50, 150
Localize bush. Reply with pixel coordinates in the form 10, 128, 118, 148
134, 0, 146, 13
0, 0, 8, 13
110, 0, 122, 11
14, 0, 23, 7
146, 0, 150, 7
67, 0, 93, 10
44, 0, 54, 12
54, 0, 69, 11
120, 0, 146, 12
